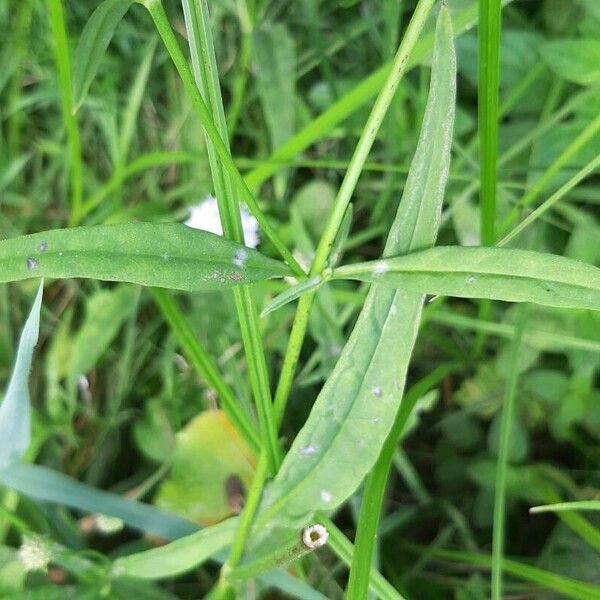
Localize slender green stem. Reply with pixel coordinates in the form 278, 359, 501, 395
152, 288, 260, 452
221, 452, 269, 581
141, 0, 303, 276
273, 0, 436, 425
47, 0, 83, 225
322, 516, 406, 600
499, 153, 600, 247
478, 0, 501, 245
178, 0, 280, 474
345, 364, 456, 599
174, 2, 281, 580
491, 306, 526, 599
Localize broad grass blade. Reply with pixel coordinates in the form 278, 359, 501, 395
0, 281, 43, 469
73, 0, 134, 111
0, 224, 290, 291
256, 6, 456, 530
333, 247, 600, 312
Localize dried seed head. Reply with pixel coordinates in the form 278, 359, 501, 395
301, 524, 329, 549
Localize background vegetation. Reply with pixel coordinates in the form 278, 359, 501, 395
1, 0, 599, 598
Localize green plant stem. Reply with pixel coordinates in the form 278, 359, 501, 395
322, 516, 406, 600
220, 451, 269, 587
272, 0, 436, 425
175, 3, 284, 585
345, 364, 456, 600
498, 152, 600, 247
140, 0, 304, 276
491, 306, 526, 600
47, 0, 83, 225
478, 0, 501, 245
152, 288, 260, 452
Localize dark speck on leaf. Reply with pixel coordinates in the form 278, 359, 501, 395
26, 258, 38, 271
226, 475, 245, 513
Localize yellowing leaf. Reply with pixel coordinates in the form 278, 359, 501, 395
155, 410, 256, 525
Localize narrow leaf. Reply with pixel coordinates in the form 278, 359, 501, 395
261, 276, 323, 318
257, 5, 456, 530
0, 223, 290, 291
0, 281, 43, 469
530, 501, 600, 514
72, 0, 134, 110
333, 247, 600, 312
0, 462, 197, 539
113, 518, 238, 580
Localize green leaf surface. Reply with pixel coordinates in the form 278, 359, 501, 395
0, 223, 290, 291
155, 410, 257, 525
257, 5, 456, 530
0, 463, 197, 539
540, 40, 600, 85
0, 281, 43, 469
113, 518, 238, 580
333, 247, 600, 311
72, 0, 134, 110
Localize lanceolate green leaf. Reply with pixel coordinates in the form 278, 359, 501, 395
113, 518, 238, 579
72, 0, 134, 110
0, 224, 290, 290
0, 281, 43, 469
333, 247, 600, 312
257, 6, 456, 530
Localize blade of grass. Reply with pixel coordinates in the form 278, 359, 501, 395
46, 0, 83, 225
151, 288, 260, 453
179, 0, 281, 479
530, 501, 600, 514
322, 516, 406, 600
138, 0, 303, 276
499, 152, 600, 246
478, 0, 501, 245
403, 543, 600, 600
491, 306, 526, 600
346, 364, 456, 599
175, 2, 286, 588
0, 281, 44, 469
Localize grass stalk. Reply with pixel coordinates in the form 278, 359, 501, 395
46, 0, 83, 225
491, 306, 526, 599
273, 0, 436, 425
140, 0, 304, 276
345, 364, 456, 599
152, 288, 260, 452
478, 0, 502, 245
177, 0, 282, 578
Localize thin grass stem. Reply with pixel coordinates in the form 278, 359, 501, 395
47, 0, 83, 225
491, 306, 526, 599
272, 0, 436, 426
